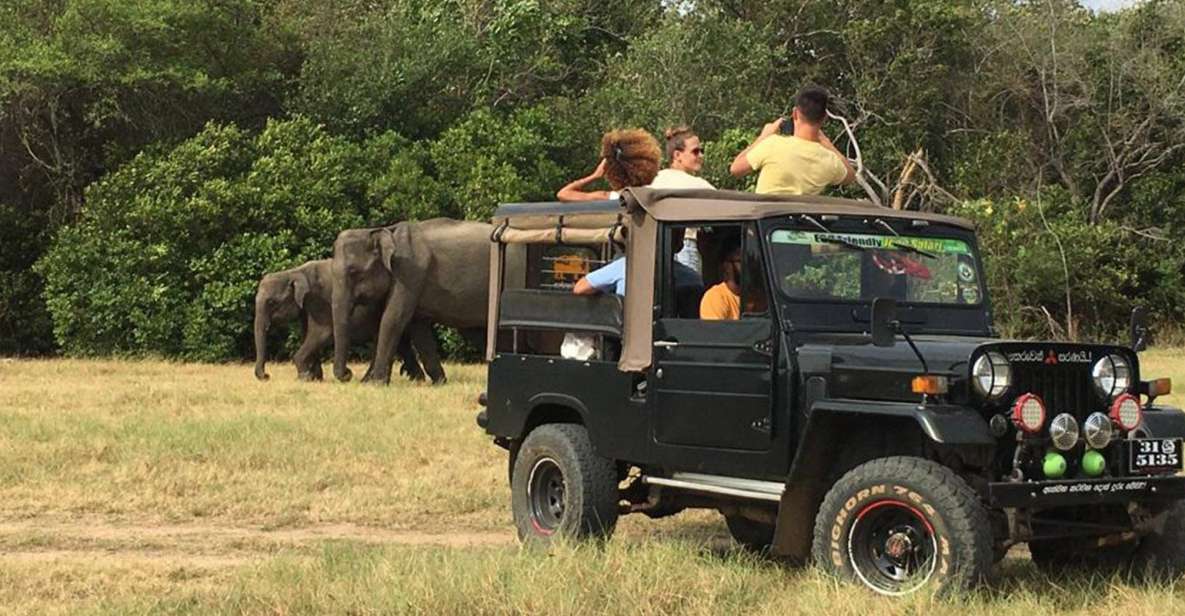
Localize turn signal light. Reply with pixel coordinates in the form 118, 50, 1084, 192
911, 375, 949, 395
1148, 378, 1173, 397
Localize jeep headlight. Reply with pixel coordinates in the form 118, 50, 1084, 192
972, 351, 1011, 398
1091, 354, 1131, 399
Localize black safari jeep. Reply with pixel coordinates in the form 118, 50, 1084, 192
476, 187, 1185, 594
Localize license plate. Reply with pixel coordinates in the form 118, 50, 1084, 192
1129, 438, 1183, 474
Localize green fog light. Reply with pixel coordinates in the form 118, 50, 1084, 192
1082, 450, 1106, 477
1043, 452, 1067, 478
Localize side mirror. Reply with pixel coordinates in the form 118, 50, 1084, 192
1130, 307, 1150, 352
871, 297, 898, 347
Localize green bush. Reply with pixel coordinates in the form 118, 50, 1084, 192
37, 118, 444, 360
434, 325, 483, 364
0, 203, 55, 355
430, 106, 575, 221
948, 191, 1185, 342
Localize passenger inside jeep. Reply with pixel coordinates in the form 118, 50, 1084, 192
700, 236, 742, 319
668, 224, 768, 320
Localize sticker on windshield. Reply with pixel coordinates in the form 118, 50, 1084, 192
770, 230, 972, 255
958, 261, 976, 282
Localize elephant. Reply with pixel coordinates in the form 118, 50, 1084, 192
331, 218, 518, 384
253, 259, 441, 382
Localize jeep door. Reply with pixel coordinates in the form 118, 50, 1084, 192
647, 223, 785, 477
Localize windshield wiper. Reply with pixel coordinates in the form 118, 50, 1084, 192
868, 218, 900, 237
890, 242, 937, 260
819, 236, 866, 252
798, 214, 831, 233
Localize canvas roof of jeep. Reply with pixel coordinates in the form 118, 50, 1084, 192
487, 187, 976, 371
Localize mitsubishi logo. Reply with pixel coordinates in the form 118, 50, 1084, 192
1044, 350, 1058, 365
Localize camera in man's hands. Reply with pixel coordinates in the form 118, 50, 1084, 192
778, 116, 794, 135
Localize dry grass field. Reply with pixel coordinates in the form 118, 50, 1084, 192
0, 350, 1183, 614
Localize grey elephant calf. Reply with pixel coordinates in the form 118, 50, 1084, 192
331, 219, 520, 385
253, 259, 439, 382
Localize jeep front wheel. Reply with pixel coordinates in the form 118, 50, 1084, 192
812, 457, 992, 595
510, 424, 618, 544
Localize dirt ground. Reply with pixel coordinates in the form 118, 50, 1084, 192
0, 515, 516, 570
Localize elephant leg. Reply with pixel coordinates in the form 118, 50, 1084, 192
294, 322, 331, 381
397, 333, 426, 382
362, 336, 421, 383
407, 320, 446, 384
367, 295, 419, 385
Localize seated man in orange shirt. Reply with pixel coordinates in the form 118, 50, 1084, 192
700, 239, 742, 320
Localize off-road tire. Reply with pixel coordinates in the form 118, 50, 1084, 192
510, 424, 618, 544
724, 514, 775, 552
812, 456, 992, 595
1130, 501, 1185, 581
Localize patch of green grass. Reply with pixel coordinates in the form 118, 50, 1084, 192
1, 353, 1184, 615
83, 541, 1185, 616
0, 359, 504, 528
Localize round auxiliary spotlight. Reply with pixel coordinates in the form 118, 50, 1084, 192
1084, 412, 1114, 449
1011, 394, 1046, 434
1049, 413, 1079, 451
1110, 394, 1143, 431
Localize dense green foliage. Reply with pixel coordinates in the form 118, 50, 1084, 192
35, 119, 435, 359
5, 0, 1185, 358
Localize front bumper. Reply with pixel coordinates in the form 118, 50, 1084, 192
988, 475, 1185, 508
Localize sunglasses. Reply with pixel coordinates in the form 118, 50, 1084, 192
688, 147, 704, 155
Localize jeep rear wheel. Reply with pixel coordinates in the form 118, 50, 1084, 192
511, 424, 618, 543
812, 457, 992, 595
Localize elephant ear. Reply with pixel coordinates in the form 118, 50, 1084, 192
376, 228, 397, 273
390, 222, 431, 269
292, 275, 311, 308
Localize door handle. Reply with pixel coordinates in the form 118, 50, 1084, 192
653, 340, 679, 349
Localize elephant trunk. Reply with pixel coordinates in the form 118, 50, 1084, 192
253, 301, 270, 381
331, 278, 354, 382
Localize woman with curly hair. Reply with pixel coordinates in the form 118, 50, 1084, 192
556, 129, 662, 202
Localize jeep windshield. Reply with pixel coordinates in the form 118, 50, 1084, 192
769, 228, 983, 305
766, 221, 991, 335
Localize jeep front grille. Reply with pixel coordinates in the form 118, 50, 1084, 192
1011, 363, 1098, 418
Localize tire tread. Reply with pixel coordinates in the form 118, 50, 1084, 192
811, 456, 992, 593
511, 423, 618, 542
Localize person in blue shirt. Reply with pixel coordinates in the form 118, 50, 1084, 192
573, 255, 699, 296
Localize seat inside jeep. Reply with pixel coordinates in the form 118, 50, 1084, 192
497, 288, 623, 359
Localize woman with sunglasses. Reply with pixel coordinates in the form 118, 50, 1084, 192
651, 126, 715, 276
649, 125, 715, 190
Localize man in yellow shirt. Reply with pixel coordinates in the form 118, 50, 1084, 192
700, 241, 742, 320
729, 86, 856, 195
